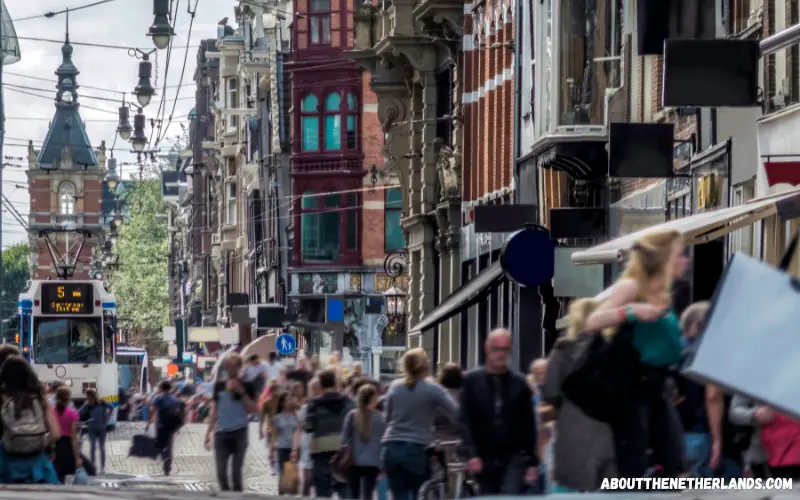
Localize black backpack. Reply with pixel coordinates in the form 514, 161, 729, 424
159, 396, 185, 432
560, 325, 639, 423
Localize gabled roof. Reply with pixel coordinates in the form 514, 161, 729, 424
36, 31, 98, 169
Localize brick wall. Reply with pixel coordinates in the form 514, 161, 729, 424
28, 175, 102, 280
361, 71, 386, 266
463, 0, 514, 203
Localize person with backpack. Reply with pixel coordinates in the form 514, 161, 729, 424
78, 388, 112, 474
148, 379, 185, 476
52, 386, 81, 483
0, 354, 61, 484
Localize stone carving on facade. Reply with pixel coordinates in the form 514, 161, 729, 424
433, 138, 460, 202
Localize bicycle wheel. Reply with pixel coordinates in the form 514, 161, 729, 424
417, 479, 446, 500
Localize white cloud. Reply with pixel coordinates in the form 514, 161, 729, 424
3, 0, 223, 245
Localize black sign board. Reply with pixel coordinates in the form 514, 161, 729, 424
609, 123, 675, 178
549, 208, 607, 239
474, 204, 538, 233
40, 283, 94, 315
257, 305, 285, 329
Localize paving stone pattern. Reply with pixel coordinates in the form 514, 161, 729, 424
92, 422, 277, 494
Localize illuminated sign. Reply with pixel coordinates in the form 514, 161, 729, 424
40, 283, 94, 315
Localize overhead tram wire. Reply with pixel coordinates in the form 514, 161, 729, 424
3, 82, 194, 103
6, 70, 197, 90
3, 87, 118, 115
1, 35, 199, 51
158, 0, 199, 144
12, 0, 124, 22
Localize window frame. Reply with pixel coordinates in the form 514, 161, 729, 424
300, 189, 342, 263
300, 93, 320, 152
323, 93, 342, 151
226, 77, 239, 131
384, 187, 404, 251
345, 92, 358, 150
227, 181, 237, 226
308, 0, 332, 46
59, 182, 76, 215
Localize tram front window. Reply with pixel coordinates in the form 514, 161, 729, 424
33, 317, 102, 364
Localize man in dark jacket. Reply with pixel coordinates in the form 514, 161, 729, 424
459, 328, 538, 494
305, 369, 355, 498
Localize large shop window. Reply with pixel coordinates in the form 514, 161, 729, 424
309, 0, 331, 45
385, 188, 404, 250
556, 0, 621, 126
300, 91, 359, 152
301, 190, 340, 262
301, 94, 319, 151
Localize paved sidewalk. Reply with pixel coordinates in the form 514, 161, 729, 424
86, 422, 277, 493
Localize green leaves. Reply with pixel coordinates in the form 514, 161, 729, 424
1, 243, 30, 318
108, 180, 168, 347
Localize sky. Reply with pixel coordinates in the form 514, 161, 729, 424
2, 0, 227, 247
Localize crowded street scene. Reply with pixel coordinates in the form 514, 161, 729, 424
4, 0, 800, 497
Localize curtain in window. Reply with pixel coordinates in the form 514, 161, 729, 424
384, 188, 404, 250
324, 93, 341, 150
301, 94, 319, 151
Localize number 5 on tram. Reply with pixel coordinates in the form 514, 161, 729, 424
18, 280, 120, 428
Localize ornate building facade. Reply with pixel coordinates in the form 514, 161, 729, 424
27, 32, 107, 280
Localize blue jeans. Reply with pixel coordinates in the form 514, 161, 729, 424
381, 441, 430, 500
88, 430, 107, 471
684, 432, 712, 478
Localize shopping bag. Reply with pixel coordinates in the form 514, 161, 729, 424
682, 232, 800, 419
73, 467, 89, 486
279, 460, 300, 495
128, 432, 159, 459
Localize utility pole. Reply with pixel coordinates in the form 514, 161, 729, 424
1, 5, 6, 320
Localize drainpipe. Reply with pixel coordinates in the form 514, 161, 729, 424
511, 0, 524, 368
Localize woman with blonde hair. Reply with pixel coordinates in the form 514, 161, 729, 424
580, 229, 689, 478
341, 384, 385, 499
381, 348, 457, 500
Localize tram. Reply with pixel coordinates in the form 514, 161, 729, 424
18, 280, 120, 427
116, 344, 150, 394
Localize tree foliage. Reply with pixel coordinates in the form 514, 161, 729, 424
1, 243, 29, 318
109, 180, 168, 349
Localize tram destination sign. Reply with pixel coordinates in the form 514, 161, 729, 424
40, 283, 94, 315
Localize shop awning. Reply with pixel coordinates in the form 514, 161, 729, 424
571, 187, 800, 265
408, 262, 505, 336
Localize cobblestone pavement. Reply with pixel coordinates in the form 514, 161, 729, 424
84, 422, 277, 494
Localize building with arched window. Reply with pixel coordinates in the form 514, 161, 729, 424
286, 0, 404, 371
25, 31, 107, 280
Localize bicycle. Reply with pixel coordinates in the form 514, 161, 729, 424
417, 441, 479, 500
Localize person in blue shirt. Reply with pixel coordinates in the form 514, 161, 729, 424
78, 388, 113, 474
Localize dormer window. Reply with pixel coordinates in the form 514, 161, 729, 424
59, 182, 76, 215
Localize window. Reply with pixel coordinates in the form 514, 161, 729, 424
324, 93, 341, 150
346, 192, 358, 250
384, 188, 404, 250
301, 190, 340, 262
59, 182, 75, 214
346, 92, 358, 149
301, 94, 319, 151
227, 78, 239, 129
33, 317, 102, 364
227, 182, 237, 226
309, 0, 331, 45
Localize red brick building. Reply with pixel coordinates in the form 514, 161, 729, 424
26, 36, 106, 280
286, 0, 402, 362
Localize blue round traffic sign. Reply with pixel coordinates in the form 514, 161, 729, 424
275, 333, 296, 355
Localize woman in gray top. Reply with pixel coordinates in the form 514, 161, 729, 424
381, 348, 457, 500
341, 384, 386, 499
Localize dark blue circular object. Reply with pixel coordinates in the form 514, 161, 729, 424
500, 226, 555, 288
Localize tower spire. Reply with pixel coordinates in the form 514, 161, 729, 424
65, 8, 69, 42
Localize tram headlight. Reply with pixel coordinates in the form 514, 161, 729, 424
64, 379, 73, 387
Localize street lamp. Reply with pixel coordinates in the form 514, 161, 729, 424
130, 110, 148, 152
117, 105, 132, 141
382, 250, 408, 326
112, 213, 124, 229
133, 56, 156, 107
384, 285, 407, 318
105, 157, 119, 191
148, 0, 175, 50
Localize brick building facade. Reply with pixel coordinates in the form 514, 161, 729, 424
26, 35, 106, 280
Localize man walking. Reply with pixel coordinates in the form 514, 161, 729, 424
460, 328, 539, 494
148, 380, 185, 476
305, 368, 355, 498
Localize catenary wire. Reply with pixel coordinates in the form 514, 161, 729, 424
12, 0, 123, 22
1, 35, 200, 51
3, 82, 194, 104
148, 0, 181, 150
4, 87, 119, 115
6, 70, 197, 91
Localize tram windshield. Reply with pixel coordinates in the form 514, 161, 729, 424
33, 317, 103, 364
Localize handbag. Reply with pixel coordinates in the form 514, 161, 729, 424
682, 231, 800, 419
279, 460, 300, 494
330, 410, 355, 483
